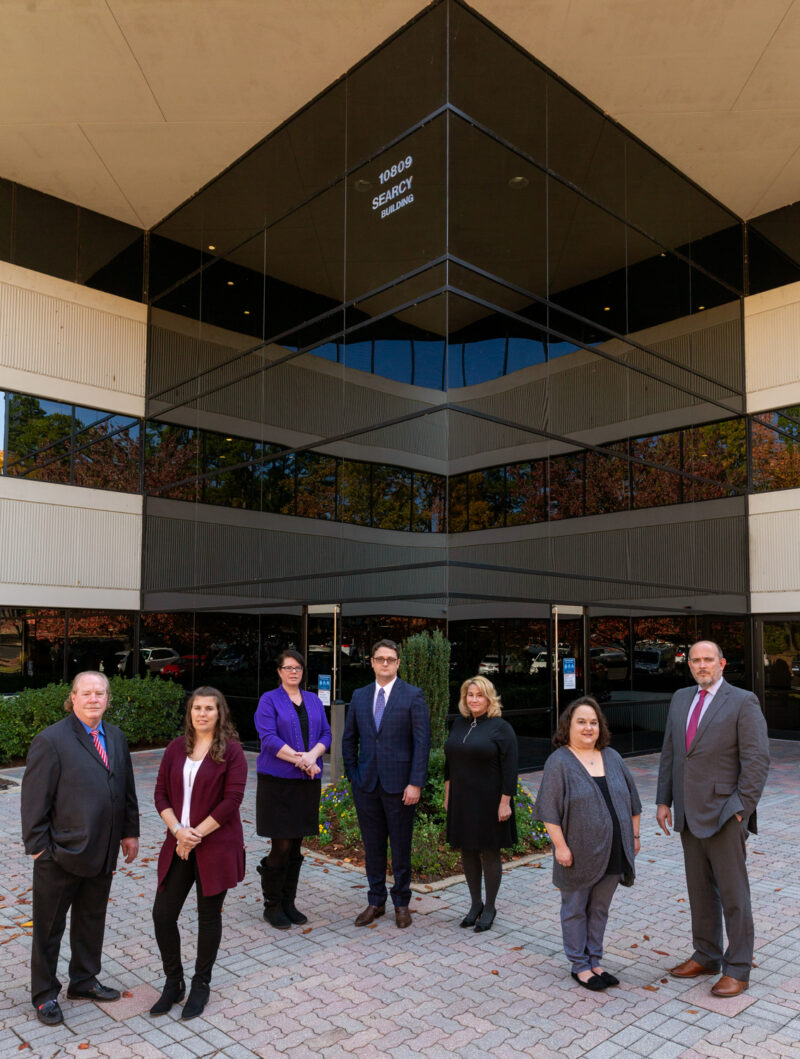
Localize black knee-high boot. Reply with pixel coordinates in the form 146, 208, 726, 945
257, 858, 291, 929
281, 854, 307, 925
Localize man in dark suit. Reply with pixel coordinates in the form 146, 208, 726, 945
656, 641, 769, 997
21, 671, 140, 1025
342, 638, 430, 928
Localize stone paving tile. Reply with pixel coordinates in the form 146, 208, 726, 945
1, 741, 799, 1058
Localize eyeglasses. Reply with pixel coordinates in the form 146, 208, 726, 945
372, 656, 399, 664
280, 666, 303, 673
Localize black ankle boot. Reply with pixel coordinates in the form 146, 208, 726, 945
149, 977, 185, 1016
281, 854, 307, 925
181, 979, 210, 1021
256, 860, 291, 929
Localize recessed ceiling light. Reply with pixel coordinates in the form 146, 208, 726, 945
225, 437, 233, 442
243, 309, 250, 315
508, 176, 529, 189
208, 244, 216, 251
603, 306, 611, 311
227, 280, 234, 287
698, 305, 705, 310
353, 179, 371, 192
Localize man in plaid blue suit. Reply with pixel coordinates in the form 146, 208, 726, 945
342, 639, 430, 928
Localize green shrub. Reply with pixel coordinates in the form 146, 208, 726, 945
400, 630, 451, 751
0, 675, 184, 764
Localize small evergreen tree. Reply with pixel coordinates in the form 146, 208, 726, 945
399, 629, 451, 752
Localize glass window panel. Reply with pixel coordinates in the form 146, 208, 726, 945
412, 471, 445, 532
66, 610, 135, 680
585, 443, 629, 516
346, 3, 445, 168
338, 459, 372, 526
548, 452, 585, 520
258, 446, 294, 515
683, 419, 747, 502
5, 394, 72, 483
468, 467, 505, 530
631, 431, 682, 508
78, 208, 144, 301
372, 465, 412, 531
13, 185, 77, 281
0, 179, 11, 262
448, 474, 468, 533
144, 421, 200, 501
295, 451, 337, 520
506, 460, 545, 526
449, 115, 547, 296
149, 234, 207, 304
346, 118, 446, 301
751, 409, 800, 492
202, 431, 260, 508
200, 235, 266, 339
449, 3, 546, 165
747, 225, 800, 296
632, 617, 685, 694
0, 607, 66, 693
73, 412, 140, 493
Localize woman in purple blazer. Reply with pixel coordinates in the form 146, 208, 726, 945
150, 687, 246, 1021
254, 649, 331, 929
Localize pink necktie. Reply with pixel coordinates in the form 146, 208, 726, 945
685, 689, 707, 751
91, 728, 109, 769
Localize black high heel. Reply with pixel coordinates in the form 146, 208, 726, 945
474, 907, 496, 932
149, 977, 185, 1016
459, 902, 483, 928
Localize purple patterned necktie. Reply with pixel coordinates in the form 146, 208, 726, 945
91, 728, 109, 769
374, 686, 386, 729
685, 689, 707, 751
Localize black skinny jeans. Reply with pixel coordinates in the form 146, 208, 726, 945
152, 851, 227, 985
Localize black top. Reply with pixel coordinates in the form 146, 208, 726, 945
593, 775, 629, 877
444, 714, 518, 850
292, 699, 310, 752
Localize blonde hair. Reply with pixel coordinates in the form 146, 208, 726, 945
458, 676, 502, 718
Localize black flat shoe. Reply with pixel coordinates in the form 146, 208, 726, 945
571, 972, 607, 992
149, 977, 185, 1016
35, 999, 64, 1025
599, 971, 619, 987
460, 903, 483, 928
474, 907, 496, 932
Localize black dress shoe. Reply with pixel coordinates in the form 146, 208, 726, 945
149, 977, 185, 1016
599, 971, 619, 987
35, 999, 64, 1025
181, 980, 210, 1021
474, 907, 496, 933
66, 982, 120, 1002
460, 903, 483, 928
571, 972, 607, 992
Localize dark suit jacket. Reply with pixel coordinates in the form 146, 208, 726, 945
21, 712, 140, 877
154, 737, 247, 897
656, 679, 769, 838
342, 678, 430, 795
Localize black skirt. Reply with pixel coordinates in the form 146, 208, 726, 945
256, 773, 321, 839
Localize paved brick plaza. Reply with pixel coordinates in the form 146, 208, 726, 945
1, 741, 799, 1058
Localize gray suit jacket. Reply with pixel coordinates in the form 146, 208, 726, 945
21, 711, 140, 877
655, 680, 769, 838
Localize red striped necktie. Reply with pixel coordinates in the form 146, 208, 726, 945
685, 689, 707, 751
91, 728, 109, 769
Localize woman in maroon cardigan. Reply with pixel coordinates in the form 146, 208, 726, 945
150, 687, 247, 1021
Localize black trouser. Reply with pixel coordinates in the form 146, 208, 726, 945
352, 781, 416, 908
31, 857, 114, 1007
152, 852, 227, 985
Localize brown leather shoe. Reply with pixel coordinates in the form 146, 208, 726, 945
669, 958, 718, 978
711, 975, 749, 997
395, 906, 412, 928
354, 904, 385, 927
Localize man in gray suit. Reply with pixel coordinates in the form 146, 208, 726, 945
656, 641, 769, 997
21, 671, 139, 1025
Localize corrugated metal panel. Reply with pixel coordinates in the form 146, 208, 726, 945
0, 497, 141, 591
750, 507, 800, 592
746, 299, 800, 394
0, 279, 146, 396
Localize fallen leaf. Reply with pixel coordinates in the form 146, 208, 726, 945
630, 944, 638, 949
122, 991, 133, 998
643, 985, 659, 992
510, 946, 524, 951
491, 970, 499, 975
653, 950, 670, 956
302, 927, 312, 934
661, 979, 668, 984
687, 1010, 699, 1014
775, 888, 782, 892
752, 849, 764, 855
78, 1043, 90, 1050
677, 898, 685, 903
18, 1045, 30, 1052
643, 934, 650, 940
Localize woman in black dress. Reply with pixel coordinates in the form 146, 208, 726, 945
254, 650, 331, 929
444, 676, 518, 932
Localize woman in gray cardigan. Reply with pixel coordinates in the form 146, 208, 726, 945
535, 696, 641, 991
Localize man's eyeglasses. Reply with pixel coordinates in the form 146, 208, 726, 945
280, 666, 303, 673
372, 656, 399, 664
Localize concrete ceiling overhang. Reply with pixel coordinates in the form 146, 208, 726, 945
3, 0, 800, 229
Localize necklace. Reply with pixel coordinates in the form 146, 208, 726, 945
569, 745, 597, 766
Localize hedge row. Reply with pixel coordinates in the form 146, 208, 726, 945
0, 675, 185, 764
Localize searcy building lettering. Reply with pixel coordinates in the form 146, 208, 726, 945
372, 175, 413, 211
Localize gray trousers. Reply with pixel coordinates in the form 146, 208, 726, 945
559, 874, 620, 974
680, 815, 753, 981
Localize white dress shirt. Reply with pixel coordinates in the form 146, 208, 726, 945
685, 675, 724, 733
373, 677, 397, 715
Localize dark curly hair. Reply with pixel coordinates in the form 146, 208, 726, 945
552, 695, 611, 750
184, 686, 239, 763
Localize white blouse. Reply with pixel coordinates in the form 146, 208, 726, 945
180, 756, 203, 827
